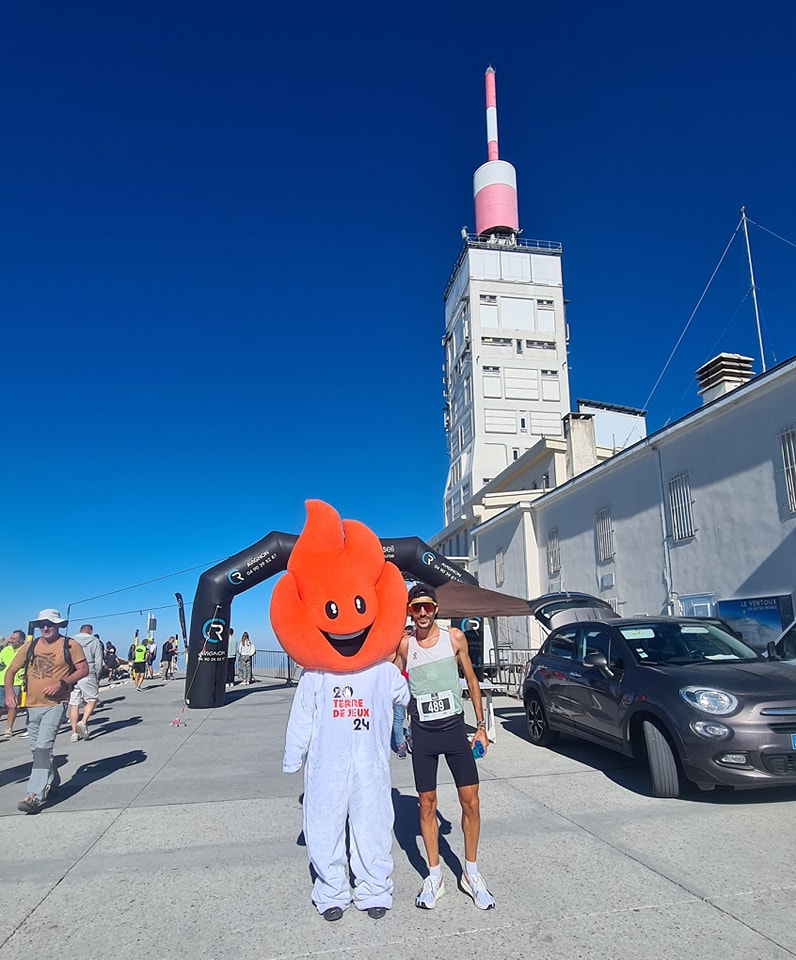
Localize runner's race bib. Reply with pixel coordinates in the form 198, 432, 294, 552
416, 689, 457, 721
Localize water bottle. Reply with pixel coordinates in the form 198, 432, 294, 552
472, 739, 485, 759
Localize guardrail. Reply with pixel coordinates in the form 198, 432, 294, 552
482, 648, 534, 698
251, 649, 301, 683
250, 648, 535, 698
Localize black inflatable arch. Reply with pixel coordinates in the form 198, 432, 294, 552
184, 532, 477, 709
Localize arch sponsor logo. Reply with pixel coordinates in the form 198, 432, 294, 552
422, 551, 436, 566
228, 569, 244, 585
202, 618, 226, 643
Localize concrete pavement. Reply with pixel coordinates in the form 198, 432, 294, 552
3, 670, 796, 960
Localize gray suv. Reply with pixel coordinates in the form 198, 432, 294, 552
523, 613, 796, 798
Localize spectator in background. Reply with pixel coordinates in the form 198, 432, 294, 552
160, 636, 176, 680
226, 628, 237, 686
145, 637, 157, 679
68, 624, 103, 742
104, 641, 121, 681
237, 631, 255, 684
132, 634, 148, 691
1, 630, 27, 739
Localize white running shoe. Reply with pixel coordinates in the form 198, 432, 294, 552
70, 733, 79, 742
460, 871, 495, 910
415, 875, 445, 909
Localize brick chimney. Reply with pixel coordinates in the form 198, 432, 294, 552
696, 353, 754, 406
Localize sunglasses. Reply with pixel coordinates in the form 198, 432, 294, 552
408, 601, 437, 614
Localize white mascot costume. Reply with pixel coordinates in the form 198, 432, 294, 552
271, 500, 408, 920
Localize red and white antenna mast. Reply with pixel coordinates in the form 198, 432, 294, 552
473, 66, 519, 238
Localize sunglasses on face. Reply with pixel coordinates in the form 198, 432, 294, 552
408, 601, 437, 614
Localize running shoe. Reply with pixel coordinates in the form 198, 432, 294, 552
70, 732, 80, 742
397, 743, 407, 759
76, 721, 89, 740
1, 728, 11, 741
415, 875, 444, 909
459, 871, 495, 910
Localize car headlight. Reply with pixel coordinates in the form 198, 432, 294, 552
680, 686, 738, 715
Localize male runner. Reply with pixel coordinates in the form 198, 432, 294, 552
396, 583, 495, 910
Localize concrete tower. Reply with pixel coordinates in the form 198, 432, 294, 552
441, 68, 571, 536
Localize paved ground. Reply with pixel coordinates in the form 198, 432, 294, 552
3, 670, 796, 960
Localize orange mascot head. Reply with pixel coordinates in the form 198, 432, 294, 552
269, 500, 407, 671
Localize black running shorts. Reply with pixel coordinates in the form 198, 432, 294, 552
410, 714, 478, 794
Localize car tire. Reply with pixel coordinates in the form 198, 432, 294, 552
643, 719, 680, 798
525, 694, 559, 746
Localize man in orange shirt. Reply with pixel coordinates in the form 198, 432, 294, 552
4, 609, 87, 814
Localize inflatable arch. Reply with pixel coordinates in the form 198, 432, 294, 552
184, 531, 477, 709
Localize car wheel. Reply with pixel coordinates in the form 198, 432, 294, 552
525, 694, 559, 746
643, 719, 680, 798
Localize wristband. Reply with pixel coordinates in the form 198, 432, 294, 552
59, 678, 69, 690
476, 720, 486, 729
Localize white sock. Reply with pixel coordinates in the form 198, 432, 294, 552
429, 865, 442, 884
465, 860, 478, 877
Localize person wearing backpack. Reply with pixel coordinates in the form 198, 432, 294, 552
3, 609, 88, 815
68, 624, 104, 742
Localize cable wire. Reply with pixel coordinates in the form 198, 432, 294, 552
639, 219, 742, 415
67, 558, 225, 608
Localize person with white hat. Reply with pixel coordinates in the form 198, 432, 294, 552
3, 609, 88, 814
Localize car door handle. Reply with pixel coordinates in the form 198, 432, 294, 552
568, 671, 582, 678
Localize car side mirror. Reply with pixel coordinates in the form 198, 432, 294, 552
766, 641, 779, 661
583, 651, 614, 677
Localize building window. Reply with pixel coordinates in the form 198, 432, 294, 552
547, 528, 560, 576
595, 507, 615, 561
495, 548, 505, 586
781, 425, 796, 513
512, 448, 520, 461
668, 473, 695, 541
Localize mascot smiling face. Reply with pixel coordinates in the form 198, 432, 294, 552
269, 500, 407, 671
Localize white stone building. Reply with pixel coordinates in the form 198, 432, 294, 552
440, 355, 796, 652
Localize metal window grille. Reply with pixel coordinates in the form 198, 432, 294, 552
781, 426, 796, 513
595, 507, 614, 560
547, 528, 561, 576
668, 472, 695, 540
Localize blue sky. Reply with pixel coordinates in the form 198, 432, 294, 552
3, 1, 795, 646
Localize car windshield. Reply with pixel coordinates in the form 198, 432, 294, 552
618, 621, 760, 665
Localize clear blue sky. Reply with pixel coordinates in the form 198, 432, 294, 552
3, 1, 795, 646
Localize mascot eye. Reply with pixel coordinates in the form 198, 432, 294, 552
354, 596, 367, 615
325, 600, 339, 619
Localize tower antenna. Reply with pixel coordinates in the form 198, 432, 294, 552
740, 205, 766, 372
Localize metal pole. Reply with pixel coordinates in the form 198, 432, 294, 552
740, 205, 766, 372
